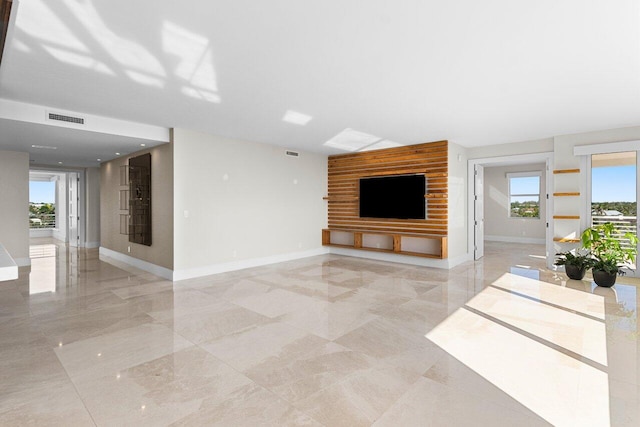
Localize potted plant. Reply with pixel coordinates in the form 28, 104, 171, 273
554, 250, 593, 280
580, 222, 638, 287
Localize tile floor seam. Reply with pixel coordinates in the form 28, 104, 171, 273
190, 341, 329, 426
287, 370, 377, 426
488, 284, 605, 323
462, 305, 608, 373
418, 376, 555, 425
6, 239, 639, 426
49, 343, 99, 427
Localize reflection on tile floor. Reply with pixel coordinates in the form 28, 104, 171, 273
0, 240, 639, 426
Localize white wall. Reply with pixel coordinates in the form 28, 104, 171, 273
484, 163, 546, 243
448, 142, 468, 262
468, 138, 554, 159
468, 125, 640, 258
553, 125, 640, 253
0, 151, 30, 265
85, 167, 100, 247
172, 128, 327, 279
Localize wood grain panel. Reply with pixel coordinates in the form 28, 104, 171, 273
0, 0, 12, 67
326, 141, 448, 239
553, 192, 580, 197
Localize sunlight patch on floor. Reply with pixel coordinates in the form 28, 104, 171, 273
426, 273, 610, 426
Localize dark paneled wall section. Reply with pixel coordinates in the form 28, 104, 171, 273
129, 153, 152, 246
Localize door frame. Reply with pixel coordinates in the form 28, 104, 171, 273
473, 164, 484, 260
68, 172, 79, 247
578, 143, 640, 278
467, 152, 554, 268
30, 166, 87, 247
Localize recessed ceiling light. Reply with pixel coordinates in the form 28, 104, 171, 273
58, 161, 63, 164
115, 152, 121, 155
31, 144, 57, 150
97, 159, 101, 162
282, 110, 312, 126
324, 128, 382, 152
140, 143, 146, 147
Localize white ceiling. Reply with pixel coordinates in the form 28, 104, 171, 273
0, 118, 160, 167
1, 0, 639, 164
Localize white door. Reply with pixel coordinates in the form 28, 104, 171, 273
68, 173, 79, 247
474, 165, 485, 260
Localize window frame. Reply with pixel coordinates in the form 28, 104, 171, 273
507, 171, 542, 219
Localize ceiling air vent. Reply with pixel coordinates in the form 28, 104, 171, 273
285, 150, 299, 157
48, 112, 85, 125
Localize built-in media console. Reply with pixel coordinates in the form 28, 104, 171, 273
322, 228, 447, 259
323, 141, 448, 259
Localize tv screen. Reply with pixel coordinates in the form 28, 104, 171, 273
359, 174, 426, 219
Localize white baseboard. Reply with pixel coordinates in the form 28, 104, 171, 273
52, 231, 67, 243
99, 247, 173, 280
447, 253, 474, 268
485, 235, 546, 245
85, 241, 100, 249
173, 247, 330, 281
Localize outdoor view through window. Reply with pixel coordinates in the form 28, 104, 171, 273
509, 173, 541, 218
591, 152, 637, 239
29, 181, 56, 229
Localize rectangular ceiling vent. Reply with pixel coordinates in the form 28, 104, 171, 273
47, 112, 85, 125
285, 150, 299, 157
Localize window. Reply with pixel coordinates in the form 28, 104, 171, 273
591, 151, 636, 239
29, 180, 56, 229
508, 172, 541, 218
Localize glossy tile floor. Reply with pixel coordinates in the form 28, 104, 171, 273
1, 239, 639, 426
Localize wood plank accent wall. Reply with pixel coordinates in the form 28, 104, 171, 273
327, 141, 448, 236
0, 0, 13, 67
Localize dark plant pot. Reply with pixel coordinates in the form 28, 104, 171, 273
593, 269, 617, 287
565, 264, 587, 280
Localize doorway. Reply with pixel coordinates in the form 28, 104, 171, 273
468, 152, 554, 267
28, 169, 86, 247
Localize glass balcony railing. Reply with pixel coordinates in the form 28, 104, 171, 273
29, 213, 56, 229
591, 215, 637, 249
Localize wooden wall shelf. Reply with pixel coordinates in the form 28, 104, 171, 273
425, 193, 448, 199
553, 237, 581, 243
425, 172, 447, 178
322, 228, 447, 259
553, 215, 580, 220
553, 192, 580, 197
553, 169, 580, 174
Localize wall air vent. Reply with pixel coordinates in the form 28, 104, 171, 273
285, 150, 299, 157
48, 112, 85, 125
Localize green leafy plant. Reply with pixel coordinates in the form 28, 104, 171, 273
554, 250, 594, 269
581, 222, 638, 276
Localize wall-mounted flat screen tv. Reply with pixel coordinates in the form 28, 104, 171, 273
359, 174, 426, 219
